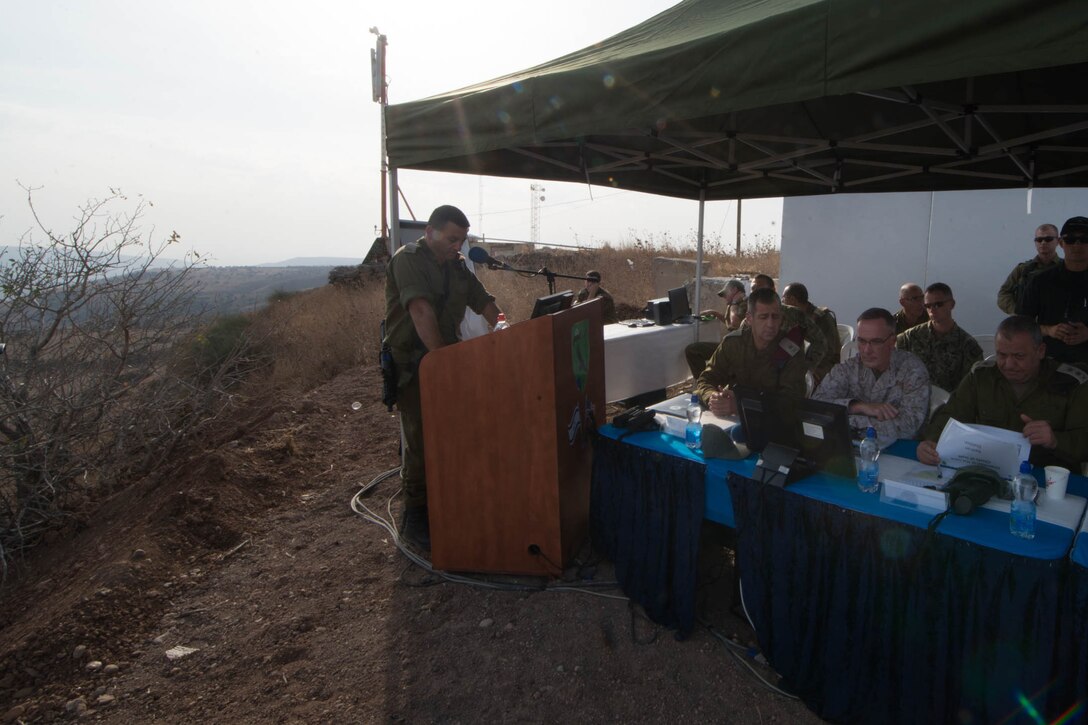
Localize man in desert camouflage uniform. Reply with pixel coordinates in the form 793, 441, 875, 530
918, 316, 1088, 469
814, 308, 930, 442
895, 282, 983, 392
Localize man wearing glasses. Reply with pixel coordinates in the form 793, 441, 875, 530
1019, 216, 1088, 364
893, 283, 929, 334
997, 224, 1062, 314
895, 283, 983, 392
814, 308, 930, 443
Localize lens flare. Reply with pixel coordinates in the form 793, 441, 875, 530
497, 110, 511, 124
602, 74, 615, 89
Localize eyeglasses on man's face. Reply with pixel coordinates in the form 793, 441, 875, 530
924, 300, 949, 310
1034, 235, 1056, 243
856, 335, 892, 347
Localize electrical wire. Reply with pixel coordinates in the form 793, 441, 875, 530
349, 467, 623, 597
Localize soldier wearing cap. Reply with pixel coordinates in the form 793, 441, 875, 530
694, 288, 807, 416
918, 315, 1088, 469
574, 269, 618, 324
685, 279, 746, 378
1019, 216, 1088, 364
997, 223, 1062, 314
895, 282, 983, 392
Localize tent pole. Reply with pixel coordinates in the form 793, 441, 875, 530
735, 198, 742, 255
389, 167, 401, 250
694, 189, 706, 344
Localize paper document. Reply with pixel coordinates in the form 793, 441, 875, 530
935, 418, 1029, 480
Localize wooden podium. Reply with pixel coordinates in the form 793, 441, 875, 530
418, 300, 605, 576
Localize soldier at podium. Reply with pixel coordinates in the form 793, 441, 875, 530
383, 205, 503, 550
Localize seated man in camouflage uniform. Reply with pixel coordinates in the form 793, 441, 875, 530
685, 279, 746, 378
814, 307, 930, 442
691, 274, 826, 381
918, 316, 1088, 469
782, 282, 840, 381
895, 282, 983, 392
694, 288, 807, 417
997, 223, 1061, 314
893, 283, 929, 334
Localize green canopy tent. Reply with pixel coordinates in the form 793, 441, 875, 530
384, 0, 1088, 300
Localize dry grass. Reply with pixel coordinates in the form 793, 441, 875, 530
481, 241, 780, 322
234, 239, 778, 395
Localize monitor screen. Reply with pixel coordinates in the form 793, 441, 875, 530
667, 286, 691, 320
530, 290, 574, 319
734, 385, 856, 480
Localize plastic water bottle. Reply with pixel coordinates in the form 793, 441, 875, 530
685, 395, 702, 450
1010, 461, 1037, 540
857, 427, 880, 493
493, 312, 509, 331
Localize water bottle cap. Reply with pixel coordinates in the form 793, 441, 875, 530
690, 394, 700, 404
497, 312, 507, 321
1019, 461, 1032, 474
865, 427, 877, 438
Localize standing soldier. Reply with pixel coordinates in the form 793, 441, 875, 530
383, 205, 503, 549
997, 223, 1062, 314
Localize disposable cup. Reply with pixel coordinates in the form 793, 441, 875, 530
1045, 466, 1070, 500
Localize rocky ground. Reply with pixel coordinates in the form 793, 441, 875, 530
0, 365, 820, 723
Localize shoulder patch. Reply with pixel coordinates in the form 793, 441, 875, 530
1057, 363, 1088, 385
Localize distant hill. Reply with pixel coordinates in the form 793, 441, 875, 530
258, 257, 362, 267
187, 265, 346, 316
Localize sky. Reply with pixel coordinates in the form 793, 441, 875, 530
0, 0, 782, 266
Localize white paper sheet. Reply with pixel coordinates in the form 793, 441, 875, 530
935, 418, 1030, 480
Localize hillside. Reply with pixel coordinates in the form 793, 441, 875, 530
188, 266, 337, 316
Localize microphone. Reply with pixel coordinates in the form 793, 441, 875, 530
468, 246, 510, 270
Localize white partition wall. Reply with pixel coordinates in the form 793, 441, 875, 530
780, 188, 1087, 337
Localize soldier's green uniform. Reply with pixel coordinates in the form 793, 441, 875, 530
688, 304, 827, 381
694, 327, 807, 408
997, 257, 1061, 314
796, 303, 839, 379
896, 321, 983, 392
384, 240, 495, 508
575, 286, 618, 324
893, 308, 928, 334
725, 298, 747, 330
924, 358, 1088, 469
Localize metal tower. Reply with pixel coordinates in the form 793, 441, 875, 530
530, 183, 545, 245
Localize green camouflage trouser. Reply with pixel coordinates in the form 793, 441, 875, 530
396, 377, 427, 509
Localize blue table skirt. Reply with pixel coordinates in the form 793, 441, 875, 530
729, 471, 1075, 724
598, 426, 1084, 560
590, 431, 705, 638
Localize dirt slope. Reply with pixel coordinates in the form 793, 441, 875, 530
0, 365, 819, 723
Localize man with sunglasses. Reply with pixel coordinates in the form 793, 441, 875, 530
997, 224, 1062, 314
1019, 216, 1088, 364
814, 308, 930, 443
895, 283, 983, 392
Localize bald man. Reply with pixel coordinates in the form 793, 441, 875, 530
893, 283, 929, 334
